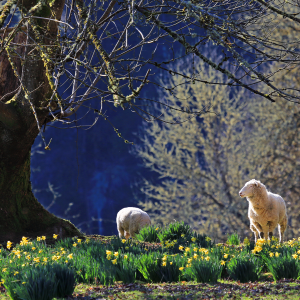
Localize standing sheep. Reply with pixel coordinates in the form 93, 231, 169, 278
239, 179, 287, 243
116, 207, 151, 239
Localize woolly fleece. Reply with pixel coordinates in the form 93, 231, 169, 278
116, 207, 151, 239
239, 179, 287, 243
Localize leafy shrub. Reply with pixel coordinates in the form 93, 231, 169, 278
115, 254, 137, 283
227, 232, 240, 246
158, 221, 193, 242
4, 266, 57, 300
136, 225, 160, 243
136, 252, 183, 283
227, 254, 262, 283
263, 253, 300, 281
72, 253, 116, 285
191, 232, 213, 248
184, 259, 223, 283
49, 263, 76, 298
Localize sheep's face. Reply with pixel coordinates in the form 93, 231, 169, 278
239, 179, 258, 198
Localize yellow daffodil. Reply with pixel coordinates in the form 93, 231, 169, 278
292, 254, 298, 259
220, 260, 225, 266
181, 234, 185, 238
7, 241, 12, 249
37, 237, 41, 241
53, 234, 58, 239
67, 254, 73, 259
73, 243, 77, 247
124, 255, 128, 259
77, 239, 82, 243
193, 247, 198, 252
121, 239, 126, 243
112, 259, 117, 264
179, 245, 184, 251
179, 267, 184, 271
33, 257, 40, 263
269, 252, 274, 257
205, 237, 211, 242
32, 247, 36, 251
42, 236, 46, 240
170, 262, 173, 265
39, 250, 43, 254
193, 253, 198, 259
155, 227, 159, 231
2, 268, 7, 272
275, 252, 280, 257
205, 256, 210, 261
162, 261, 167, 266
185, 247, 190, 252
114, 252, 119, 257
43, 258, 48, 262
191, 237, 196, 242
224, 254, 229, 259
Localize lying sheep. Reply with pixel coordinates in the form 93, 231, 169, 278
116, 207, 151, 239
239, 179, 287, 243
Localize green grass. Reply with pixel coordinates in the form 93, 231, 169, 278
0, 224, 300, 299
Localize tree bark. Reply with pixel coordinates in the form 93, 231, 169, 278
0, 0, 82, 243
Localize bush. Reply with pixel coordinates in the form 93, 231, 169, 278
136, 225, 160, 243
136, 252, 183, 283
49, 263, 76, 298
184, 259, 223, 283
4, 266, 57, 300
227, 254, 262, 283
263, 253, 300, 281
227, 232, 240, 246
158, 221, 193, 242
115, 254, 137, 283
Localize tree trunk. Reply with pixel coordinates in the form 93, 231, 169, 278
0, 151, 81, 243
0, 0, 82, 243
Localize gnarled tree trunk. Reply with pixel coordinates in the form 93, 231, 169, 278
0, 0, 82, 243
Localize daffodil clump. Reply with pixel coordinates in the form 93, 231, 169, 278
1, 222, 300, 289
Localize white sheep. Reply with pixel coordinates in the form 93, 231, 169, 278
239, 179, 287, 243
116, 207, 151, 239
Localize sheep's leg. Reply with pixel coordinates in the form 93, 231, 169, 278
278, 215, 288, 243
118, 226, 125, 239
251, 222, 263, 242
250, 223, 259, 243
267, 221, 276, 240
260, 225, 269, 241
124, 231, 130, 239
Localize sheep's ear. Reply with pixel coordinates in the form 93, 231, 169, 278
254, 181, 258, 187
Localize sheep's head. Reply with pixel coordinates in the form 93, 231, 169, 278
239, 179, 260, 198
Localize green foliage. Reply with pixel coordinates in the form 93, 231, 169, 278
227, 232, 240, 246
183, 259, 223, 283
136, 252, 183, 283
263, 254, 300, 281
115, 254, 137, 283
136, 225, 160, 243
4, 266, 57, 300
158, 221, 192, 242
227, 254, 262, 283
48, 263, 76, 298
